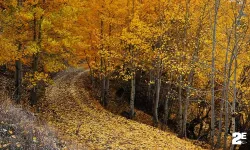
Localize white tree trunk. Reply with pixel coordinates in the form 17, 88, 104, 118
211, 0, 220, 147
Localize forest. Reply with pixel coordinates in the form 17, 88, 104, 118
1, 0, 250, 149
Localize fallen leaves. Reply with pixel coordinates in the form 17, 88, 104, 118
39, 70, 206, 150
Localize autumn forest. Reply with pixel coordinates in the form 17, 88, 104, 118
1, 0, 250, 149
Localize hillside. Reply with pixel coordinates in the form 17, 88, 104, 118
0, 75, 62, 149
37, 69, 206, 150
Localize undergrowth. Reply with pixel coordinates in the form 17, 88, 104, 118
0, 96, 62, 150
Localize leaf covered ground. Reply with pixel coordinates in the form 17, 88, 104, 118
0, 76, 61, 150
38, 69, 206, 149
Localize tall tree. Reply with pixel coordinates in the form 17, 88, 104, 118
231, 1, 246, 149
211, 0, 220, 147
182, 0, 191, 138
15, 0, 23, 103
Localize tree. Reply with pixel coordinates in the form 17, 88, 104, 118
0, 0, 84, 105
211, 0, 220, 147
120, 13, 152, 118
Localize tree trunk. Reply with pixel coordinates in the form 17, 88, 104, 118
223, 29, 235, 150
182, 0, 191, 138
231, 59, 237, 150
130, 72, 135, 119
153, 63, 161, 126
101, 65, 106, 106
15, 0, 23, 103
164, 95, 169, 125
147, 70, 152, 103
178, 74, 183, 137
184, 0, 208, 138
184, 71, 193, 138
100, 18, 106, 106
217, 29, 231, 149
211, 0, 220, 147
103, 23, 112, 107
224, 32, 236, 150
30, 11, 39, 106
164, 73, 171, 125
224, 80, 229, 150
15, 57, 22, 103
30, 54, 38, 106
104, 76, 109, 107
230, 2, 246, 149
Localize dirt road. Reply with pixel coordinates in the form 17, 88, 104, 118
40, 68, 204, 150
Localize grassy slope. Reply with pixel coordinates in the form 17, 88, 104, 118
39, 69, 206, 150
0, 75, 62, 150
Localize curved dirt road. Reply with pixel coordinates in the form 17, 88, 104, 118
40, 69, 205, 150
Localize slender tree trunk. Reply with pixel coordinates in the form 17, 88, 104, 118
231, 57, 237, 150
129, 43, 136, 119
104, 76, 109, 107
164, 73, 171, 125
223, 28, 236, 150
15, 57, 22, 103
184, 70, 193, 137
164, 93, 169, 125
153, 58, 161, 126
230, 2, 246, 149
231, 27, 238, 150
217, 29, 232, 149
225, 2, 245, 149
30, 2, 44, 106
100, 18, 106, 106
224, 31, 237, 150
211, 0, 220, 147
178, 74, 183, 137
30, 11, 39, 106
217, 97, 224, 148
147, 70, 152, 103
101, 64, 106, 106
224, 65, 232, 150
104, 23, 112, 107
30, 54, 38, 106
182, 0, 190, 138
15, 0, 23, 103
127, 0, 136, 120
130, 72, 135, 119
184, 0, 208, 138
